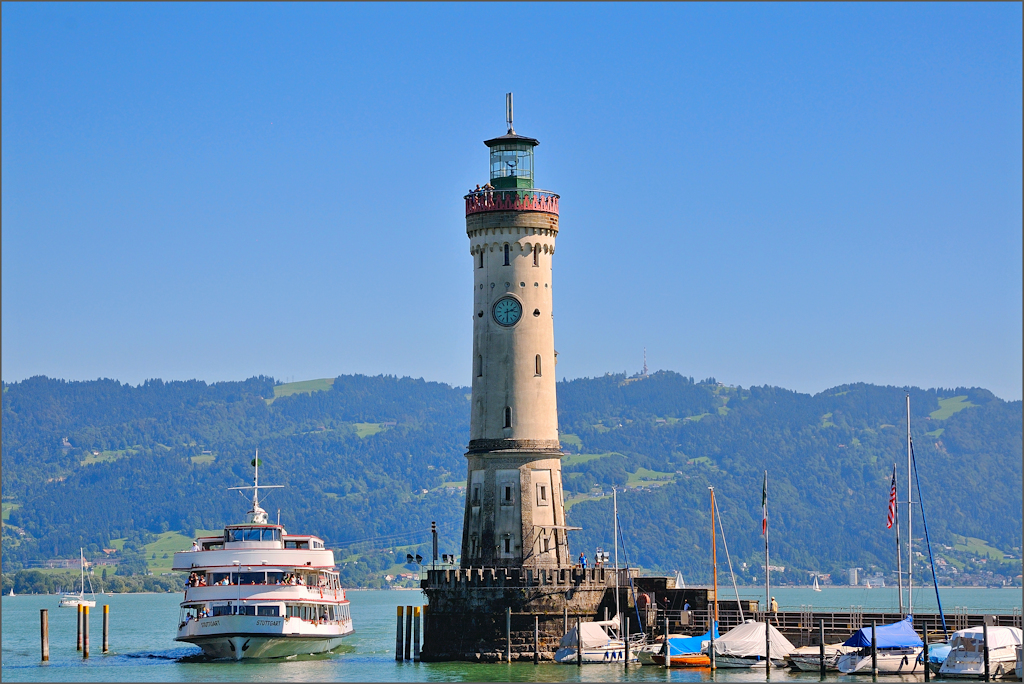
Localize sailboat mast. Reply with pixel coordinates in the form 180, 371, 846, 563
710, 487, 719, 624
764, 471, 771, 676
613, 487, 620, 625
906, 396, 913, 614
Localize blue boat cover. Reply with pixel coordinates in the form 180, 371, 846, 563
843, 616, 923, 649
665, 624, 721, 655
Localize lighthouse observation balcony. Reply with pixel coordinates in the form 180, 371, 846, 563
465, 189, 559, 217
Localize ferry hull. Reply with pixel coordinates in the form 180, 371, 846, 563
179, 633, 348, 660
176, 614, 354, 660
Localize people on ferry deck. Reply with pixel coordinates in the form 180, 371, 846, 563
191, 540, 200, 552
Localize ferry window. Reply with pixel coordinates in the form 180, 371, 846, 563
212, 604, 233, 617
256, 605, 280, 617
285, 540, 309, 549
263, 528, 281, 542
243, 528, 262, 541
209, 572, 231, 585
238, 572, 264, 585
503, 244, 510, 265
238, 605, 256, 616
225, 529, 238, 542
266, 572, 285, 584
201, 541, 223, 551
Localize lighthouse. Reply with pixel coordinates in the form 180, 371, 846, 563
461, 94, 569, 570
421, 96, 614, 662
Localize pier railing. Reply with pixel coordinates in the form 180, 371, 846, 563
641, 606, 1023, 645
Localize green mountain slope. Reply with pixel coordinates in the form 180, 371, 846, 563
2, 372, 1019, 588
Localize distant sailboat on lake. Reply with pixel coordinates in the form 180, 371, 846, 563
813, 575, 821, 592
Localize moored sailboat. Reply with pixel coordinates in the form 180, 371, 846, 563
58, 549, 96, 608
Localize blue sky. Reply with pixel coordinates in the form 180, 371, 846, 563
3, 3, 1021, 400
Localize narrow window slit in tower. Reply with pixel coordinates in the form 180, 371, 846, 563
504, 406, 512, 428
533, 245, 539, 266
504, 538, 511, 554
478, 250, 484, 268
535, 354, 542, 376
477, 355, 483, 377
503, 244, 510, 265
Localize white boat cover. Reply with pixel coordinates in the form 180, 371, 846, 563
713, 620, 795, 658
949, 626, 1023, 651
559, 616, 619, 650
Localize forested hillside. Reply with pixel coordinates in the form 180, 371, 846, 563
2, 372, 1020, 590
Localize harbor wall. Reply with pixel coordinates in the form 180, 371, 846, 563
420, 566, 628, 662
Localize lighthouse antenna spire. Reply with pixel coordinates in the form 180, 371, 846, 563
506, 93, 514, 134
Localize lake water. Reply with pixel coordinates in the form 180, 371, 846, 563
2, 588, 1020, 682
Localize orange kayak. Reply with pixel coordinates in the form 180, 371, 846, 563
651, 653, 710, 667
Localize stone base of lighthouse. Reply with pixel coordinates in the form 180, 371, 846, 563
420, 567, 634, 662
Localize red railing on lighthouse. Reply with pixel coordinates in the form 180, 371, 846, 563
465, 189, 559, 217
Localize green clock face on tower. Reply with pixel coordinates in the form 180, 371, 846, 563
492, 296, 523, 327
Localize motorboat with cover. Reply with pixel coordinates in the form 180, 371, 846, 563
788, 642, 856, 672
836, 615, 923, 674
554, 616, 638, 663
649, 625, 719, 667
938, 626, 1022, 679
171, 457, 354, 659
923, 642, 951, 675
712, 620, 794, 668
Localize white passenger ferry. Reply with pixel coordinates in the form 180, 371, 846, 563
172, 458, 354, 659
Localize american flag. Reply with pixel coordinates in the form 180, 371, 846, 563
886, 464, 897, 529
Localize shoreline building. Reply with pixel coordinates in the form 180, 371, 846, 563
420, 96, 622, 661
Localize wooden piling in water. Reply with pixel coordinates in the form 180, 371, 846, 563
505, 607, 511, 663
534, 615, 539, 665
404, 605, 413, 661
624, 615, 630, 667
395, 605, 404, 660
923, 625, 930, 682
102, 604, 109, 653
40, 609, 49, 662
83, 605, 90, 659
77, 604, 82, 650
983, 622, 990, 682
870, 620, 877, 679
413, 606, 421, 662
576, 616, 582, 666
819, 619, 825, 679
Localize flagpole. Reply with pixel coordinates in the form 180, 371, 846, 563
763, 470, 770, 679
893, 464, 905, 616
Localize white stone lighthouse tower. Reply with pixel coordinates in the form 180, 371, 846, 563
461, 94, 570, 570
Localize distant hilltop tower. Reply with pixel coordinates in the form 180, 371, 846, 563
462, 92, 569, 570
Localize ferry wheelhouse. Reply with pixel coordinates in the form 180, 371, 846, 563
172, 458, 354, 659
